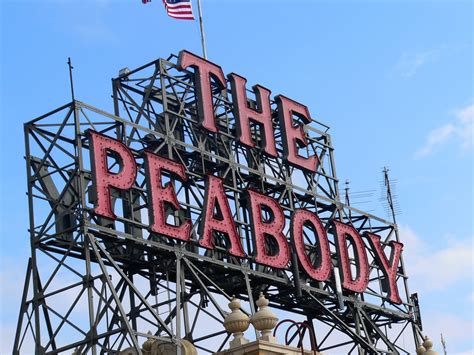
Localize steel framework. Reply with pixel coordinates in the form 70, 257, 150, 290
14, 53, 423, 354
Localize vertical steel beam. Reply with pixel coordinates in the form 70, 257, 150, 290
175, 253, 182, 355
13, 258, 32, 354
24, 124, 43, 353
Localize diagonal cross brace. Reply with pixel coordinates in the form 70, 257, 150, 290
90, 233, 174, 337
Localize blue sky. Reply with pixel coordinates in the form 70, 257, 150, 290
1, 0, 472, 353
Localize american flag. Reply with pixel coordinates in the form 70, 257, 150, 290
162, 0, 195, 20
141, 0, 195, 20
142, 0, 195, 20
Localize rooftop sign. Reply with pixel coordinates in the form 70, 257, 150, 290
87, 50, 404, 304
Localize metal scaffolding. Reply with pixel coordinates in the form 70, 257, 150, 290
14, 53, 423, 354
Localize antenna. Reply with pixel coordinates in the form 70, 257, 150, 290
67, 57, 75, 101
380, 167, 402, 222
344, 179, 351, 218
344, 179, 375, 214
344, 180, 350, 206
441, 333, 447, 355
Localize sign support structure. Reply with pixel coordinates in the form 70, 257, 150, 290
14, 52, 423, 354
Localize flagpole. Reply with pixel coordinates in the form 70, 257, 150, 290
196, 0, 208, 59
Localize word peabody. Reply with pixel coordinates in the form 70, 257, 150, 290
87, 128, 403, 304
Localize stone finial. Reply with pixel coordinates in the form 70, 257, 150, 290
149, 339, 197, 355
250, 293, 278, 343
423, 336, 438, 355
142, 331, 154, 354
224, 296, 250, 348
416, 345, 426, 354
180, 340, 198, 355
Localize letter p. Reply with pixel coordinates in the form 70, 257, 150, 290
88, 130, 137, 219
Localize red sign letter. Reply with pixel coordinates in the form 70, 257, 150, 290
332, 221, 369, 293
365, 233, 403, 304
199, 175, 245, 257
291, 209, 331, 281
276, 95, 318, 172
228, 73, 278, 157
247, 189, 290, 268
144, 151, 191, 241
88, 130, 137, 219
177, 50, 226, 133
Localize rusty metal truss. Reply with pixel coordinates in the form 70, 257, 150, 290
14, 53, 423, 354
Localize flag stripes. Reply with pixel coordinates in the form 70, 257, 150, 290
163, 0, 195, 20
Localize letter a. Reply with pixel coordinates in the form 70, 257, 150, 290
199, 175, 245, 257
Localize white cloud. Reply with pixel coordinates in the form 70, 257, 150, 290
74, 19, 118, 44
415, 123, 455, 158
65, 0, 117, 44
395, 50, 438, 78
399, 226, 474, 353
415, 103, 474, 158
422, 313, 473, 351
399, 224, 474, 291
456, 103, 474, 150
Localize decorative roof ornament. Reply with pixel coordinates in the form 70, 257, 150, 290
142, 331, 154, 354
250, 293, 278, 343
223, 296, 250, 348
416, 345, 427, 354
416, 335, 439, 355
423, 336, 439, 355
